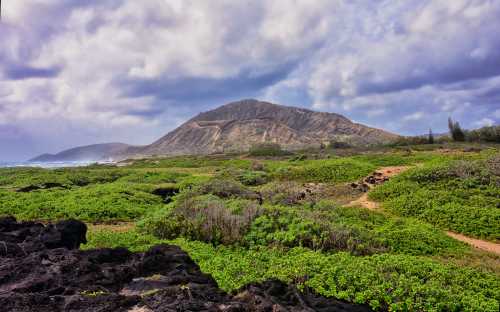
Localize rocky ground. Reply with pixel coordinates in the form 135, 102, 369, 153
0, 216, 372, 312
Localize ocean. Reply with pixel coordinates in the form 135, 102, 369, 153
0, 161, 115, 169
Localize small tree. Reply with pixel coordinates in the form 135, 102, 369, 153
448, 117, 465, 142
428, 128, 435, 144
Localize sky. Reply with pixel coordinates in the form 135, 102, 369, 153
0, 0, 499, 161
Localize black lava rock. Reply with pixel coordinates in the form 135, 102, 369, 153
0, 217, 373, 312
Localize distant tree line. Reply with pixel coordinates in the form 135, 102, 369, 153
448, 117, 499, 143
392, 118, 499, 146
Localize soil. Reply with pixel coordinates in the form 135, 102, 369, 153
445, 231, 500, 256
347, 166, 410, 210
0, 216, 372, 312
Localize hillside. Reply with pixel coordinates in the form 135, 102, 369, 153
30, 143, 130, 162
133, 99, 398, 156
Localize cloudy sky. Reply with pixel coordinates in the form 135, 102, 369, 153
1, 0, 499, 161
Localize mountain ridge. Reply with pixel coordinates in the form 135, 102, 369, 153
135, 99, 398, 156
29, 143, 131, 162
30, 99, 399, 161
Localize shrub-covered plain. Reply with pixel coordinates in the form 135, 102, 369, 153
2, 145, 500, 311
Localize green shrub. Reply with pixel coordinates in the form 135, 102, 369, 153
0, 167, 129, 188
128, 156, 252, 169
249, 143, 291, 157
274, 158, 376, 183
259, 181, 310, 206
236, 170, 269, 186
140, 195, 261, 245
118, 170, 187, 184
370, 160, 500, 240
245, 206, 387, 255
193, 178, 259, 200
0, 182, 164, 221
466, 125, 500, 143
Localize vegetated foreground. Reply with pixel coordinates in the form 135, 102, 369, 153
0, 143, 499, 311
0, 217, 371, 312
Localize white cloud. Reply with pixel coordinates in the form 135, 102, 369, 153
403, 112, 425, 122
474, 118, 495, 127
494, 110, 500, 119
0, 0, 499, 159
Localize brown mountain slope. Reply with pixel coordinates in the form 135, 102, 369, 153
133, 99, 399, 156
30, 143, 131, 162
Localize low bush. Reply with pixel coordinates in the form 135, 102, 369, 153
0, 182, 164, 221
117, 170, 188, 184
370, 160, 500, 240
245, 206, 387, 255
128, 156, 252, 169
259, 181, 310, 206
274, 158, 376, 183
242, 201, 465, 256
486, 154, 500, 177
236, 170, 269, 186
466, 125, 500, 143
0, 167, 129, 188
248, 143, 291, 157
193, 178, 259, 200
139, 195, 261, 245
215, 168, 269, 186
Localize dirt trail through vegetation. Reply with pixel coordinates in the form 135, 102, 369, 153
347, 166, 500, 255
445, 231, 500, 255
347, 166, 410, 210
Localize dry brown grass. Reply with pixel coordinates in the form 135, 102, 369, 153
87, 222, 135, 233
175, 196, 261, 245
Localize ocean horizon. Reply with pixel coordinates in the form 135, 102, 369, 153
0, 160, 115, 169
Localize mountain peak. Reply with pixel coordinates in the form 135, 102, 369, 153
140, 99, 398, 156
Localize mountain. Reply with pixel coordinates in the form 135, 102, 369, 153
30, 99, 399, 161
129, 99, 398, 156
29, 143, 131, 162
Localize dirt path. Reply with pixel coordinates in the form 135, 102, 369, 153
347, 166, 410, 210
87, 222, 135, 233
445, 231, 500, 255
347, 166, 500, 255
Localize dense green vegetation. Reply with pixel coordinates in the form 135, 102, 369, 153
248, 142, 292, 156
274, 158, 376, 183
466, 125, 500, 143
1, 144, 499, 311
84, 230, 499, 311
370, 154, 500, 241
139, 180, 466, 256
0, 168, 191, 221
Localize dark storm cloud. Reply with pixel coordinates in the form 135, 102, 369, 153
4, 64, 62, 80
0, 0, 499, 161
122, 62, 296, 103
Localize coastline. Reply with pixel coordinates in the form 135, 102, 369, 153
0, 160, 116, 169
